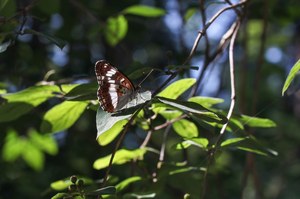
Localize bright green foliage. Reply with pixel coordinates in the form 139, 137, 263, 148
122, 5, 166, 17
115, 176, 142, 191
40, 101, 88, 133
282, 58, 300, 95
173, 119, 199, 138
93, 148, 147, 170
104, 15, 128, 46
2, 129, 58, 171
157, 78, 196, 99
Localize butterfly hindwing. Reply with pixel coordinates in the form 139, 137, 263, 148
95, 60, 136, 113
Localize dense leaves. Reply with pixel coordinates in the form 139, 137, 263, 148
0, 0, 299, 198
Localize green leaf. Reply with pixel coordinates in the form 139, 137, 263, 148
0, 85, 69, 122
87, 186, 116, 196
93, 148, 147, 170
240, 115, 276, 128
169, 166, 206, 175
51, 193, 69, 199
184, 8, 197, 21
176, 138, 209, 150
155, 97, 227, 123
115, 176, 142, 191
22, 141, 44, 171
28, 129, 58, 155
122, 5, 166, 17
23, 29, 67, 49
173, 119, 198, 138
221, 136, 278, 156
51, 177, 93, 191
40, 101, 88, 133
104, 15, 128, 46
0, 40, 11, 53
0, 0, 9, 10
36, 0, 60, 15
188, 96, 224, 108
157, 78, 196, 99
282, 59, 300, 95
64, 83, 97, 101
159, 110, 182, 120
50, 179, 72, 191
2, 129, 25, 162
96, 107, 131, 145
96, 91, 151, 144
220, 137, 246, 147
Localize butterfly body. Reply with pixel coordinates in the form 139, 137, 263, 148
95, 60, 137, 113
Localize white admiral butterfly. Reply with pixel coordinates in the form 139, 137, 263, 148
95, 60, 137, 113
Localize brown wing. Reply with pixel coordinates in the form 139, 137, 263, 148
95, 60, 135, 112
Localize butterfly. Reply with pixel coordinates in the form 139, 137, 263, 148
95, 60, 137, 113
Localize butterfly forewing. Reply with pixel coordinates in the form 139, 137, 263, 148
95, 60, 136, 113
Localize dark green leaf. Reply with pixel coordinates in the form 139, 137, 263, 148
221, 136, 278, 156
282, 58, 300, 95
64, 83, 97, 101
184, 8, 197, 21
0, 0, 9, 10
104, 15, 128, 46
122, 5, 166, 17
23, 29, 67, 49
40, 101, 88, 133
51, 193, 69, 199
155, 96, 227, 123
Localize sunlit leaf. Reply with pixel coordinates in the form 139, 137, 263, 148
96, 91, 151, 144
157, 78, 196, 99
28, 129, 58, 155
188, 96, 224, 108
0, 85, 75, 122
93, 148, 147, 170
240, 115, 276, 128
159, 110, 182, 120
221, 137, 246, 147
22, 141, 44, 171
176, 138, 209, 150
115, 176, 142, 191
282, 59, 300, 95
2, 129, 25, 162
173, 119, 198, 138
122, 5, 165, 17
40, 101, 88, 133
104, 15, 128, 46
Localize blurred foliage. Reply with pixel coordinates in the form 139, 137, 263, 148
1, 0, 300, 199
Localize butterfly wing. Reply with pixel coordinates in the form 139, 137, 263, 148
95, 60, 136, 112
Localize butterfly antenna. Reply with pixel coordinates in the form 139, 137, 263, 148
137, 69, 154, 88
